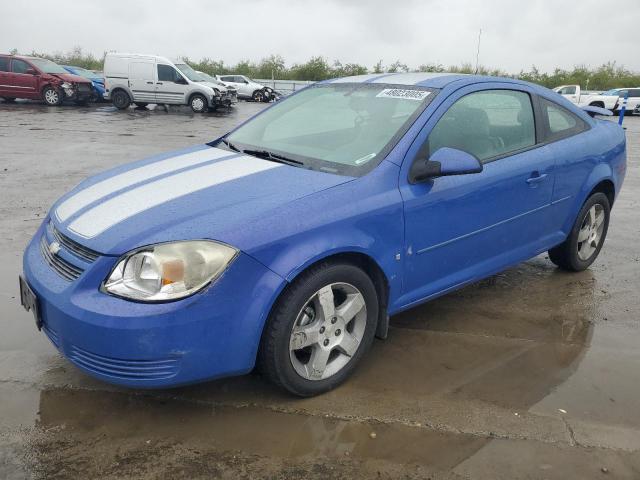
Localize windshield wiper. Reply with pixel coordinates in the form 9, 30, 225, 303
242, 149, 304, 167
219, 138, 240, 152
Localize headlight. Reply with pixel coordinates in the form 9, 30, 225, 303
212, 88, 220, 97
61, 82, 72, 89
102, 240, 238, 302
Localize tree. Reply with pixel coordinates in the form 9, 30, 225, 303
387, 60, 409, 73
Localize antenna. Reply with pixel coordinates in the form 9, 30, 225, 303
475, 28, 482, 74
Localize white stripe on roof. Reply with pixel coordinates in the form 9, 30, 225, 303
330, 72, 461, 85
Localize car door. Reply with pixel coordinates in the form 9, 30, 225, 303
127, 61, 156, 103
221, 76, 243, 95
557, 85, 577, 104
625, 89, 640, 111
6, 58, 38, 99
398, 85, 557, 307
155, 63, 188, 105
0, 56, 10, 96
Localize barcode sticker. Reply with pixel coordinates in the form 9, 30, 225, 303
376, 89, 430, 101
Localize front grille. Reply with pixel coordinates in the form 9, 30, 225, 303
48, 221, 99, 262
77, 83, 91, 92
69, 345, 180, 381
40, 236, 83, 281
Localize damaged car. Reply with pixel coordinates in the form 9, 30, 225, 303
0, 54, 93, 106
20, 73, 626, 396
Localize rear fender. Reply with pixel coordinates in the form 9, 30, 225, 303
564, 163, 614, 232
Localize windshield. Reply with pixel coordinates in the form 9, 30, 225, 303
225, 83, 434, 176
174, 63, 201, 82
600, 89, 619, 96
29, 58, 67, 74
195, 71, 223, 85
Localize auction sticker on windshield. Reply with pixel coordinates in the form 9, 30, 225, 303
376, 89, 431, 101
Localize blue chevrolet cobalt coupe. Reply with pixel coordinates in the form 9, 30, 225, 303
20, 73, 626, 396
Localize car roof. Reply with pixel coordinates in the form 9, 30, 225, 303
323, 72, 531, 89
1, 54, 44, 61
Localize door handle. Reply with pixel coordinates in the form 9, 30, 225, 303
156, 82, 163, 85
146, 81, 153, 84
526, 173, 548, 185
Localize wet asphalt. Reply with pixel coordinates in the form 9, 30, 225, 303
0, 100, 639, 479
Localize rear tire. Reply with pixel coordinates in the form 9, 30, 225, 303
258, 261, 379, 397
189, 94, 207, 113
42, 86, 63, 106
548, 192, 610, 271
112, 90, 131, 110
1, 97, 16, 102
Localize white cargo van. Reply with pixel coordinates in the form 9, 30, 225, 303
103, 53, 233, 112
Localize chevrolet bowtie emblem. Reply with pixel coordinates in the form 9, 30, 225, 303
49, 241, 61, 255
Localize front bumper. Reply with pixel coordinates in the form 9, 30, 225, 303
211, 92, 237, 107
23, 221, 285, 388
62, 83, 93, 101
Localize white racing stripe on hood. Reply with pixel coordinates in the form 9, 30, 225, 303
68, 156, 281, 239
56, 147, 232, 222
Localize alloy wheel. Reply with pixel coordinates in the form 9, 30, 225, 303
289, 282, 367, 381
44, 89, 59, 105
577, 204, 605, 261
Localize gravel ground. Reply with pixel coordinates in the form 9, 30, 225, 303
0, 100, 639, 479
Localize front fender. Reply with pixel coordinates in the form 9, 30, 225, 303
244, 161, 405, 308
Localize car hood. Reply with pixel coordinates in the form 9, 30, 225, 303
51, 72, 92, 84
51, 144, 353, 255
199, 81, 228, 93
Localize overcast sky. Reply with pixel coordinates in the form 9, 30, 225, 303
2, 0, 639, 73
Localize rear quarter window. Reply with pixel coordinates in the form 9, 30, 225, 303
540, 97, 589, 142
0, 57, 9, 72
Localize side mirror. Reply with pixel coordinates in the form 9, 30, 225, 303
26, 68, 37, 75
410, 147, 483, 184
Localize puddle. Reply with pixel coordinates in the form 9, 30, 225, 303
35, 387, 488, 470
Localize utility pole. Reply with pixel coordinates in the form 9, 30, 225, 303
475, 28, 482, 74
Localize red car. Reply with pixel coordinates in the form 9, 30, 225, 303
0, 54, 93, 106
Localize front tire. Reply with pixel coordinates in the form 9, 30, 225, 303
259, 262, 379, 397
112, 90, 131, 110
252, 90, 265, 102
1, 97, 16, 102
548, 192, 610, 271
190, 94, 207, 113
134, 102, 148, 109
42, 86, 63, 106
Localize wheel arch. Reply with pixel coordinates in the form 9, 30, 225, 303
40, 83, 56, 94
188, 90, 207, 103
588, 178, 615, 207
564, 163, 616, 234
271, 250, 392, 340
110, 86, 132, 101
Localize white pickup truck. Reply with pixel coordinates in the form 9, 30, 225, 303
553, 85, 618, 111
